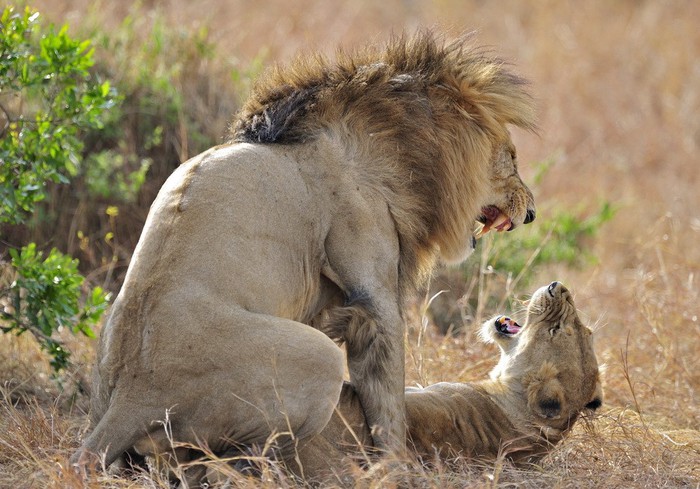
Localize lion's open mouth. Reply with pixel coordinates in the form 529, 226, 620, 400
475, 205, 513, 238
495, 315, 521, 335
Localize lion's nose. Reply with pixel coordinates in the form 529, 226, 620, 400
524, 209, 536, 224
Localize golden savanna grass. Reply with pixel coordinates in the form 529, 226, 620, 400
2, 1, 699, 487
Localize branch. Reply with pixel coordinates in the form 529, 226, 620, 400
0, 102, 11, 139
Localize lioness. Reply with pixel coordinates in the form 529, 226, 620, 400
72, 31, 537, 471
294, 282, 602, 481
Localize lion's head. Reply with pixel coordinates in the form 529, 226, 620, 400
482, 282, 602, 433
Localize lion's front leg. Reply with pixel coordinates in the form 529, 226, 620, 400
325, 295, 406, 453
322, 193, 407, 454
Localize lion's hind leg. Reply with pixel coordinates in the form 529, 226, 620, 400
70, 397, 165, 473
214, 310, 347, 453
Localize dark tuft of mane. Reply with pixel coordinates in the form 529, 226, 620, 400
238, 86, 321, 144
230, 31, 535, 146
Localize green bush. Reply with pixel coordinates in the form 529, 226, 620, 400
0, 6, 117, 224
0, 6, 111, 372
2, 9, 252, 283
487, 201, 616, 280
1, 244, 108, 371
0, 5, 258, 369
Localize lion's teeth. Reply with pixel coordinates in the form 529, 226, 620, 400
475, 221, 492, 238
492, 213, 509, 231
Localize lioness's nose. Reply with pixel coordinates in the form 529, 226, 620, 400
524, 209, 536, 224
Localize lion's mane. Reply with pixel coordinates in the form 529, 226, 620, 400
231, 31, 537, 292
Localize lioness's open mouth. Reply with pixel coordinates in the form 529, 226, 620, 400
475, 205, 513, 238
495, 315, 521, 335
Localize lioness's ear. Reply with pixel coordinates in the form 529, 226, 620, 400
585, 375, 604, 411
585, 398, 602, 411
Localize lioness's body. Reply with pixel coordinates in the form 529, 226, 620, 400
405, 382, 537, 460
73, 32, 538, 470
296, 283, 602, 481
296, 381, 543, 478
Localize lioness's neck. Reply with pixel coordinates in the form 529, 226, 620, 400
476, 378, 531, 429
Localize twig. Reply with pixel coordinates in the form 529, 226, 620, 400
620, 331, 648, 430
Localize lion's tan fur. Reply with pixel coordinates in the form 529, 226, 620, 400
72, 31, 537, 474
294, 282, 602, 482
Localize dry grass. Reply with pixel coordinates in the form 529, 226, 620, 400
2, 0, 699, 487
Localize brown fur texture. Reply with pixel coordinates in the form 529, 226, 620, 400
72, 31, 537, 476
293, 282, 602, 484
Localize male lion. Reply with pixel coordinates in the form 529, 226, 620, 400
293, 282, 603, 482
72, 31, 537, 471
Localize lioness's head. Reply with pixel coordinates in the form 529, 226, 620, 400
482, 282, 602, 429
